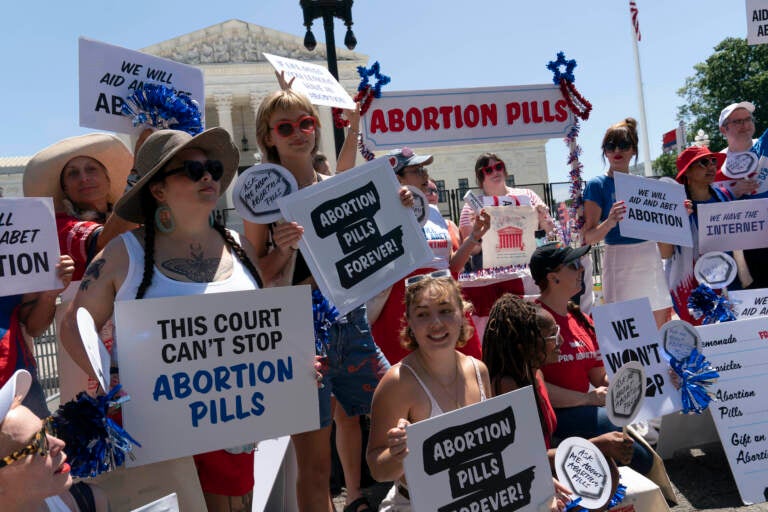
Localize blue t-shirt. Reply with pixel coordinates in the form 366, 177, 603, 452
583, 174, 643, 245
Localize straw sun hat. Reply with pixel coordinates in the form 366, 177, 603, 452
114, 128, 239, 224
23, 133, 133, 212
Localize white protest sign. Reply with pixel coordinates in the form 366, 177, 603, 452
614, 172, 692, 247
698, 317, 768, 505
263, 53, 355, 109
403, 386, 554, 512
659, 319, 701, 361
730, 288, 768, 318
78, 37, 204, 134
115, 287, 319, 467
593, 298, 683, 420
554, 437, 613, 509
724, 151, 758, 179
76, 307, 110, 392
130, 493, 179, 512
362, 85, 575, 150
747, 0, 768, 45
697, 198, 768, 253
277, 157, 433, 316
606, 361, 646, 427
232, 164, 298, 224
482, 205, 538, 267
0, 197, 61, 296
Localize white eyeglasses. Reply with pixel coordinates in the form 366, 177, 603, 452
544, 325, 561, 345
404, 269, 452, 288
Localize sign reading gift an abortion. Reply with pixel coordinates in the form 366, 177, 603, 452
263, 53, 355, 110
697, 198, 768, 254
115, 286, 319, 467
362, 85, 575, 150
481, 205, 538, 267
79, 37, 204, 134
593, 298, 683, 420
698, 316, 768, 505
0, 197, 61, 296
614, 172, 692, 247
277, 157, 433, 316
403, 386, 553, 512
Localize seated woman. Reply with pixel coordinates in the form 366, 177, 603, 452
366, 272, 491, 510
530, 243, 653, 475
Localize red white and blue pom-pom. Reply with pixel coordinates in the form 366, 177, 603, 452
670, 348, 719, 414
51, 385, 140, 478
688, 283, 736, 324
121, 83, 203, 135
313, 289, 339, 356
564, 481, 626, 511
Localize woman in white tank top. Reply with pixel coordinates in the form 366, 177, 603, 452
366, 272, 492, 511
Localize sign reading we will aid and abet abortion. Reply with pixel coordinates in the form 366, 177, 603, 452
114, 286, 319, 467
0, 197, 62, 296
747, 0, 768, 45
78, 37, 205, 134
361, 85, 575, 150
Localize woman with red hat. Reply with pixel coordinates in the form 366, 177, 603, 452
658, 146, 740, 324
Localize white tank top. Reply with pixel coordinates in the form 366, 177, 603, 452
44, 495, 72, 512
400, 356, 487, 418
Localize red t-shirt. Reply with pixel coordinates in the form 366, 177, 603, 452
535, 370, 557, 449
538, 302, 603, 394
56, 213, 101, 280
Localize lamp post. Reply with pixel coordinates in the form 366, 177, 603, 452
300, 0, 357, 157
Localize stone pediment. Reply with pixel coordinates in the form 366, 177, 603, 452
142, 19, 365, 65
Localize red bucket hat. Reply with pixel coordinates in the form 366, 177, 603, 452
675, 146, 726, 183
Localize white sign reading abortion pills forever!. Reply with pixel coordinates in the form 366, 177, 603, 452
114, 287, 318, 467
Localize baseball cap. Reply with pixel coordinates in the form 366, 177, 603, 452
530, 243, 591, 283
386, 147, 434, 174
719, 101, 755, 128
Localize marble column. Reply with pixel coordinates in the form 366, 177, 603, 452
213, 93, 234, 137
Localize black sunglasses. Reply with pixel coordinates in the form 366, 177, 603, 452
603, 141, 633, 152
695, 157, 718, 168
164, 160, 224, 182
0, 417, 52, 469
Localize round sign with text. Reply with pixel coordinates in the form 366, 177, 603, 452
694, 251, 738, 289
723, 151, 758, 179
660, 319, 701, 361
606, 361, 646, 427
407, 185, 429, 227
232, 163, 298, 224
555, 437, 613, 510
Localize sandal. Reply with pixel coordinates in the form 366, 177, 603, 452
343, 496, 373, 512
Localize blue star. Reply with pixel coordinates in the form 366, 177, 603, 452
546, 52, 577, 85
357, 62, 391, 98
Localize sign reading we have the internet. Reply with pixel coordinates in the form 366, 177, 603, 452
698, 317, 768, 505
78, 37, 204, 134
361, 85, 575, 150
115, 287, 319, 467
0, 197, 61, 296
697, 198, 768, 254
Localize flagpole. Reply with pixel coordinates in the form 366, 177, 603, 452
630, 3, 653, 177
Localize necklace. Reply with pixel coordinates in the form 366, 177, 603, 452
298, 171, 318, 189
418, 351, 462, 410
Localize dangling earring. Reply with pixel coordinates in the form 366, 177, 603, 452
155, 205, 176, 233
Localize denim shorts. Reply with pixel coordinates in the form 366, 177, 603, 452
318, 305, 390, 427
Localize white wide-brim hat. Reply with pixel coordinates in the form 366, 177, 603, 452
0, 370, 32, 426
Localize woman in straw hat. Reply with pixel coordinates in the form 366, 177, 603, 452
59, 127, 264, 512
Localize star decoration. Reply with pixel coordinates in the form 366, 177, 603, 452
357, 62, 391, 98
546, 52, 577, 85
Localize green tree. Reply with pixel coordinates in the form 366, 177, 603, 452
652, 151, 677, 178
678, 37, 768, 150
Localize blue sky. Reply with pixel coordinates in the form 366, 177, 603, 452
1, 1, 748, 191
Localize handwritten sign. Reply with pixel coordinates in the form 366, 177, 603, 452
232, 164, 298, 224
694, 251, 738, 288
403, 386, 553, 512
593, 298, 683, 420
407, 185, 429, 227
263, 53, 355, 110
277, 157, 433, 316
698, 316, 768, 505
78, 37, 204, 134
361, 85, 575, 150
0, 197, 61, 296
747, 0, 768, 45
614, 172, 692, 247
554, 437, 613, 510
115, 287, 319, 467
606, 361, 646, 427
659, 319, 701, 360
482, 205, 538, 267
697, 198, 768, 253
730, 289, 768, 319
724, 151, 759, 178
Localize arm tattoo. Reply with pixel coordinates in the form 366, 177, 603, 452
79, 258, 106, 291
161, 243, 230, 282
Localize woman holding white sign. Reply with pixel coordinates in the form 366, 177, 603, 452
367, 272, 491, 510
583, 118, 672, 327
59, 128, 264, 511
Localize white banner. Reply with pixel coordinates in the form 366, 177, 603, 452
263, 53, 355, 110
78, 37, 204, 134
592, 298, 683, 421
361, 85, 575, 150
115, 287, 319, 466
698, 317, 768, 505
614, 172, 692, 246
481, 205, 538, 268
747, 0, 768, 45
697, 198, 768, 254
278, 157, 433, 316
0, 197, 61, 296
730, 288, 768, 318
403, 386, 553, 512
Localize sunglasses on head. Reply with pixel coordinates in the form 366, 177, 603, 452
272, 115, 317, 137
603, 141, 632, 152
404, 268, 452, 288
164, 160, 224, 182
0, 417, 52, 469
695, 157, 718, 168
481, 162, 506, 175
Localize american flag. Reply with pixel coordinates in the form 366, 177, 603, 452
629, 1, 642, 41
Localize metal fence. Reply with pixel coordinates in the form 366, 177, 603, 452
33, 324, 60, 400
